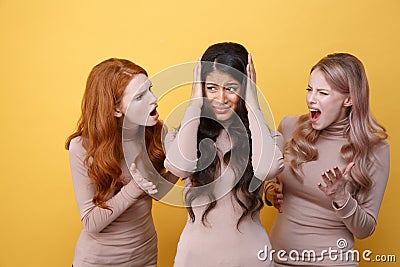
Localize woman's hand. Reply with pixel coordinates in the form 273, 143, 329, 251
190, 57, 203, 108
245, 54, 260, 111
273, 175, 284, 213
266, 175, 284, 213
318, 162, 354, 208
130, 163, 158, 195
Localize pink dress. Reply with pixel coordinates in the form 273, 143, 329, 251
165, 106, 284, 267
270, 116, 390, 266
68, 137, 157, 267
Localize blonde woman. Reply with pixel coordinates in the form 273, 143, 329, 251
266, 53, 390, 266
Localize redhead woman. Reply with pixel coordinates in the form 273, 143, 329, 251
66, 58, 176, 267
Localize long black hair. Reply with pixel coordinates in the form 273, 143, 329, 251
186, 42, 264, 229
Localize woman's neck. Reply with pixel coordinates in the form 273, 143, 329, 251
320, 116, 350, 138
122, 125, 144, 141
122, 127, 147, 166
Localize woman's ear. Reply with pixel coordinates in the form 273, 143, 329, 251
114, 108, 123, 117
344, 96, 352, 107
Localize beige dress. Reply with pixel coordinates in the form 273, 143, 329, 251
270, 116, 390, 266
165, 106, 284, 267
68, 137, 157, 267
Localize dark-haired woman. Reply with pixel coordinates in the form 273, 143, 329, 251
165, 42, 284, 266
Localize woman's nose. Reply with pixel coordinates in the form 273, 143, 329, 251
307, 91, 317, 104
216, 88, 227, 103
149, 91, 157, 104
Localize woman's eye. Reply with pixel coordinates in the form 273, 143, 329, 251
319, 91, 329, 96
207, 86, 217, 91
306, 87, 311, 92
226, 87, 238, 92
136, 94, 144, 100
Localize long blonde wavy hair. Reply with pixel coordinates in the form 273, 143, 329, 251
287, 53, 387, 199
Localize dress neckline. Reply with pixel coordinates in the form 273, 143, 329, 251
319, 116, 350, 140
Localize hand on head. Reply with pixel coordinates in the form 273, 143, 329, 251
245, 53, 260, 111
190, 56, 203, 108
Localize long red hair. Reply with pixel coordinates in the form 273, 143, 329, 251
66, 58, 166, 209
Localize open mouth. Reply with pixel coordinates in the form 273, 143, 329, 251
150, 106, 158, 117
309, 108, 321, 122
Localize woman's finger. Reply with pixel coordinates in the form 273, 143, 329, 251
343, 162, 355, 177
130, 163, 144, 182
148, 189, 158, 195
248, 53, 256, 83
333, 166, 343, 182
318, 182, 327, 193
190, 56, 203, 107
130, 162, 136, 172
321, 172, 332, 186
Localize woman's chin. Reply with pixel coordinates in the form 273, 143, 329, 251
146, 118, 159, 126
214, 112, 234, 122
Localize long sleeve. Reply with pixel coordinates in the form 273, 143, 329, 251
68, 137, 145, 233
164, 106, 201, 178
248, 108, 284, 181
333, 141, 390, 239
264, 121, 285, 205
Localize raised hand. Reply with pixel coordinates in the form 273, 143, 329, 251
130, 163, 158, 195
318, 162, 355, 208
245, 53, 260, 110
190, 57, 203, 108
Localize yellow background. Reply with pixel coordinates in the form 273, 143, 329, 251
1, 0, 399, 266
